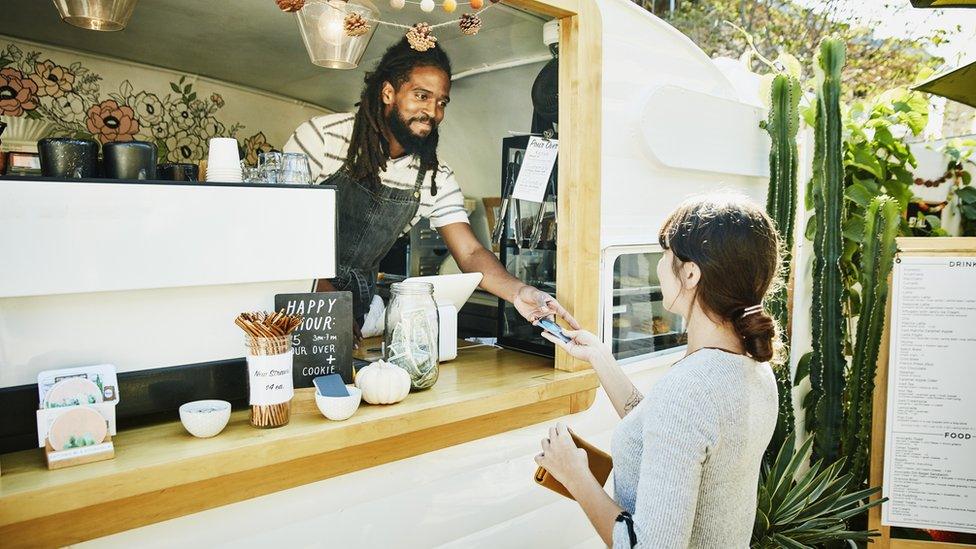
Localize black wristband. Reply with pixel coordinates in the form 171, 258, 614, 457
615, 510, 637, 548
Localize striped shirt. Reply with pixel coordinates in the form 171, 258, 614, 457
283, 113, 469, 235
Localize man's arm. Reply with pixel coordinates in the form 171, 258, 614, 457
437, 222, 525, 302
438, 222, 580, 328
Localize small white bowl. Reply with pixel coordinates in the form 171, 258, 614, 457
315, 386, 362, 421
179, 400, 232, 438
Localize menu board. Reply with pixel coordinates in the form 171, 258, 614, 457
274, 292, 354, 387
882, 255, 976, 534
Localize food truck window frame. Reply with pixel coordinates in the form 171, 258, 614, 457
508, 0, 602, 372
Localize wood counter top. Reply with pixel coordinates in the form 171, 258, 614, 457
0, 343, 597, 548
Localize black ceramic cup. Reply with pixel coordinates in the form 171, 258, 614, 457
37, 137, 100, 178
157, 162, 199, 182
103, 141, 157, 180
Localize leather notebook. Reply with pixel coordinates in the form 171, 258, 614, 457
534, 430, 613, 500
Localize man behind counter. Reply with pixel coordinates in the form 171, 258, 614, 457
284, 37, 578, 342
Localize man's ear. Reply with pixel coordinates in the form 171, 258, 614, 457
681, 261, 701, 291
381, 81, 396, 106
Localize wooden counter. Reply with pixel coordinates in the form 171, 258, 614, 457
0, 343, 597, 548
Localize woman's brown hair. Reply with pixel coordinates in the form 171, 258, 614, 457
658, 194, 782, 362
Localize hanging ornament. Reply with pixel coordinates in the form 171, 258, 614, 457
420, 0, 435, 12
276, 0, 306, 12
443, 0, 457, 13
458, 13, 481, 36
469, 0, 484, 8
343, 12, 371, 36
406, 22, 437, 51
390, 0, 405, 8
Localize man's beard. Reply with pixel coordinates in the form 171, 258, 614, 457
387, 106, 439, 158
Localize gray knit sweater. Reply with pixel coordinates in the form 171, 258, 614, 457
610, 348, 778, 548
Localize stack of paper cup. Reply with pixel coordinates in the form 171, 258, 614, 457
205, 138, 242, 182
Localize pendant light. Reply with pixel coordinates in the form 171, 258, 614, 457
295, 0, 379, 69
52, 0, 139, 31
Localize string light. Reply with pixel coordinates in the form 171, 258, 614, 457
316, 0, 496, 32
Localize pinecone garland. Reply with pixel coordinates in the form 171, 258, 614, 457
458, 13, 481, 36
275, 0, 305, 12
406, 23, 437, 52
344, 13, 371, 37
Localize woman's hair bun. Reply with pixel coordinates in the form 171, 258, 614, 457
732, 308, 777, 363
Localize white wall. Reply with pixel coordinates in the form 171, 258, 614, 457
0, 36, 328, 163
438, 61, 549, 248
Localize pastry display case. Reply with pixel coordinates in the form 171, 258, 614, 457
602, 245, 687, 362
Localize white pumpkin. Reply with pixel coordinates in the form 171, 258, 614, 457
355, 360, 410, 405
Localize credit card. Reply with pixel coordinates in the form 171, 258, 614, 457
537, 318, 572, 343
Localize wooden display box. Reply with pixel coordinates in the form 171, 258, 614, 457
44, 435, 115, 470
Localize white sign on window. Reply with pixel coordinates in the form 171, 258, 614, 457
511, 137, 558, 204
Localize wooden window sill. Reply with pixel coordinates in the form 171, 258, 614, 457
0, 343, 597, 547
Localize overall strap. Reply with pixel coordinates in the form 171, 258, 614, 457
412, 166, 428, 199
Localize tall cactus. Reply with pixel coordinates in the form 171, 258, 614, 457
762, 73, 801, 463
843, 196, 900, 489
808, 37, 847, 466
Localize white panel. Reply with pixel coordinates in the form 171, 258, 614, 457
0, 280, 311, 388
0, 181, 336, 298
640, 86, 769, 178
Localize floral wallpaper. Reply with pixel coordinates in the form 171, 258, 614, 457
0, 41, 324, 165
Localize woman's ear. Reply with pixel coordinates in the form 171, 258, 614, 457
681, 261, 701, 290
381, 81, 396, 106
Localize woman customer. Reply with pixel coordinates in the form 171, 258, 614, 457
535, 194, 781, 548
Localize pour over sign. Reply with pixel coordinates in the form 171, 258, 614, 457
274, 292, 354, 387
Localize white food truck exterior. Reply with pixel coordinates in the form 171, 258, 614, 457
68, 1, 781, 547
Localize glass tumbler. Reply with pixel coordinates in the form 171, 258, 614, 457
279, 152, 312, 185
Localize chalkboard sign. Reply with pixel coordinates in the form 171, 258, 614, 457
274, 292, 354, 387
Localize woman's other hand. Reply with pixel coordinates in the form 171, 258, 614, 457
535, 423, 590, 491
541, 328, 609, 364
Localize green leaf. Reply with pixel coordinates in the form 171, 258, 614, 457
795, 352, 811, 384
850, 148, 883, 180
845, 184, 875, 208
844, 215, 864, 243
957, 185, 976, 202
960, 204, 976, 220
0, 56, 12, 68
962, 171, 972, 186
183, 84, 192, 94
805, 214, 818, 241
925, 215, 941, 230
188, 92, 197, 102
170, 82, 181, 93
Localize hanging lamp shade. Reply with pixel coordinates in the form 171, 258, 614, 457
296, 0, 379, 69
52, 0, 139, 31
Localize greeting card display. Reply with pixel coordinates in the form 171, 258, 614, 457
36, 364, 119, 469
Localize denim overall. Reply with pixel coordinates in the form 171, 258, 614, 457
324, 167, 427, 324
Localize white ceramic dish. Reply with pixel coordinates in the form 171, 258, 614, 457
179, 399, 232, 438
315, 386, 362, 421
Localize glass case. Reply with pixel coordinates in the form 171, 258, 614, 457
603, 245, 687, 362
496, 135, 558, 356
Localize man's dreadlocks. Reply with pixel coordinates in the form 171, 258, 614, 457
344, 38, 452, 193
